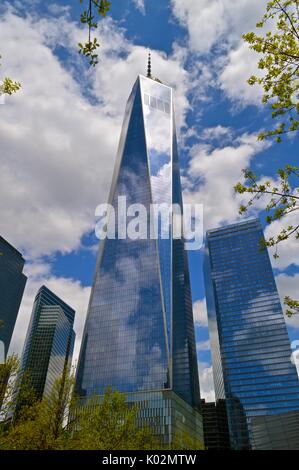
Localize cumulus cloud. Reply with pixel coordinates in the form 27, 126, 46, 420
265, 210, 299, 270
132, 0, 145, 15
197, 339, 210, 351
198, 362, 215, 402
219, 41, 263, 106
0, 12, 118, 258
171, 0, 267, 54
275, 272, 299, 377
171, 0, 270, 109
276, 273, 299, 331
0, 9, 191, 260
183, 133, 271, 231
200, 125, 233, 143
193, 299, 208, 327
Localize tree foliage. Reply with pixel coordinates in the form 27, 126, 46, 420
0, 360, 160, 450
235, 164, 299, 255
69, 389, 159, 450
284, 295, 299, 315
78, 0, 111, 66
0, 356, 37, 426
0, 368, 75, 450
0, 355, 19, 410
243, 0, 299, 142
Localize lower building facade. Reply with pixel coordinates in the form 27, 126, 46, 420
75, 389, 204, 449
131, 390, 203, 448
201, 399, 231, 449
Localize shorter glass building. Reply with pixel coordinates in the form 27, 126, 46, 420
204, 218, 299, 449
20, 286, 75, 399
0, 236, 27, 359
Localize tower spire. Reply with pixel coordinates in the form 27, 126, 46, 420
147, 51, 152, 78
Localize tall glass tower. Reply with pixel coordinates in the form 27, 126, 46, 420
204, 218, 299, 449
0, 236, 27, 360
75, 70, 203, 446
20, 286, 75, 399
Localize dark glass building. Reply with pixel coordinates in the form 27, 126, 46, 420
201, 399, 231, 449
20, 286, 75, 399
75, 72, 203, 446
0, 236, 27, 360
204, 218, 299, 449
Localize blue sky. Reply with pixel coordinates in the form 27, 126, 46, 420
0, 0, 298, 400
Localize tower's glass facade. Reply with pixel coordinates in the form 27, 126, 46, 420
20, 286, 75, 399
0, 236, 27, 360
204, 218, 299, 449
75, 75, 202, 446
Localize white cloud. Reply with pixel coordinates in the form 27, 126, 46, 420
276, 272, 299, 378
193, 299, 208, 327
47, 3, 71, 16
8, 260, 90, 367
171, 0, 271, 109
197, 339, 210, 351
265, 210, 299, 270
0, 12, 117, 258
276, 273, 299, 330
200, 125, 233, 143
171, 0, 267, 54
198, 362, 215, 402
0, 10, 191, 260
220, 41, 263, 106
132, 0, 145, 15
184, 133, 270, 231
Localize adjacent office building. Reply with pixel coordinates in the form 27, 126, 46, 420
204, 218, 299, 449
201, 399, 231, 450
0, 236, 27, 360
20, 286, 75, 399
75, 64, 203, 446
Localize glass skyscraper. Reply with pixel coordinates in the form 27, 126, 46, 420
204, 218, 299, 449
20, 286, 75, 399
0, 236, 27, 360
75, 72, 203, 446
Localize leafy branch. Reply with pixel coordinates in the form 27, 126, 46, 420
235, 164, 299, 316
243, 0, 299, 142
285, 295, 299, 315
78, 0, 111, 66
235, 164, 299, 255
